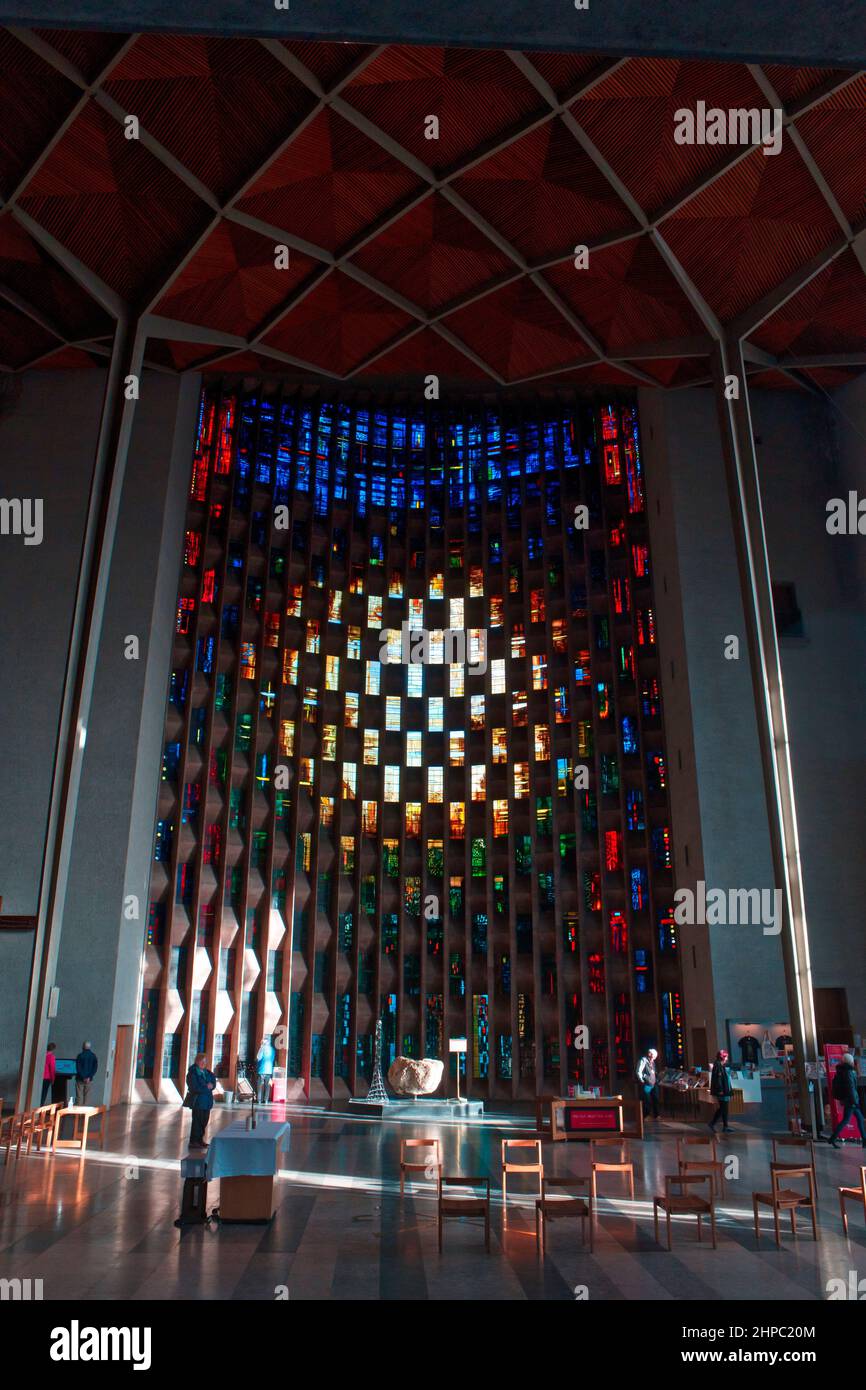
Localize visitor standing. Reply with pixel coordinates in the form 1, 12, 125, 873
186, 1053, 217, 1149
709, 1049, 733, 1133
41, 1042, 56, 1105
636, 1047, 661, 1119
256, 1037, 276, 1105
75, 1041, 98, 1105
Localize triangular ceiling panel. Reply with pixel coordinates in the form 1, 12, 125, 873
0, 33, 863, 389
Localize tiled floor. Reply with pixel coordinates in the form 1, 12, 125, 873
0, 1102, 864, 1300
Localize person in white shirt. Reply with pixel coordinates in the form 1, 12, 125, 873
636, 1048, 660, 1119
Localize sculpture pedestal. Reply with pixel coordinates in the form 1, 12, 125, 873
346, 1097, 484, 1120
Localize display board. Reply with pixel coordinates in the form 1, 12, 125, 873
550, 1094, 625, 1141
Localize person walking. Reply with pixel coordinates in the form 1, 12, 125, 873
636, 1047, 660, 1119
186, 1052, 217, 1149
75, 1041, 98, 1105
709, 1049, 733, 1133
827, 1053, 866, 1148
41, 1043, 57, 1106
256, 1036, 276, 1105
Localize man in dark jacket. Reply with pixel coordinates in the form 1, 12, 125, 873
828, 1054, 866, 1148
75, 1041, 98, 1105
709, 1049, 733, 1133
186, 1052, 217, 1149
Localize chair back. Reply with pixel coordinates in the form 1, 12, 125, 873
542, 1177, 590, 1199
589, 1134, 631, 1156
401, 1137, 440, 1158
440, 1174, 489, 1199
677, 1134, 718, 1162
501, 1138, 542, 1168
772, 1133, 813, 1163
770, 1162, 814, 1201
666, 1171, 713, 1197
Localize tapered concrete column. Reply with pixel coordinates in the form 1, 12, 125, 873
713, 338, 822, 1134
16, 319, 144, 1110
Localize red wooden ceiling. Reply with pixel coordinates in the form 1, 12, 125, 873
0, 29, 863, 391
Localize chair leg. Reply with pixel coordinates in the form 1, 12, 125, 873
753, 1197, 760, 1246
811, 1203, 818, 1241
841, 1195, 848, 1236
711, 1206, 717, 1250
485, 1207, 490, 1254
438, 1211, 442, 1253
536, 1207, 542, 1254
400, 1169, 404, 1197
502, 1174, 506, 1209
666, 1210, 672, 1251
654, 1202, 659, 1246
790, 1208, 796, 1237
697, 1213, 702, 1243
773, 1206, 781, 1248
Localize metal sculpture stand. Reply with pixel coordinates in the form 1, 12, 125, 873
364, 1018, 390, 1105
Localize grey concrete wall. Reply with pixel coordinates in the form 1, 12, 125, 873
640, 389, 719, 1060
0, 367, 199, 1104
640, 387, 787, 1049
643, 381, 866, 1047
0, 370, 106, 1098
52, 371, 200, 1104
0, 0, 860, 66
752, 386, 866, 1038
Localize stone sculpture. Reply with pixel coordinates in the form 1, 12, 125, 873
387, 1056, 444, 1095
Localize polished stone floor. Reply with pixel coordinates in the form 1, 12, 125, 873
0, 1101, 864, 1300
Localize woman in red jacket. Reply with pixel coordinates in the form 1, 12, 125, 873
41, 1043, 56, 1105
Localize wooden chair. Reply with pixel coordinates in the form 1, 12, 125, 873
590, 1137, 635, 1201
839, 1165, 866, 1237
438, 1175, 491, 1252
677, 1134, 726, 1196
654, 1173, 716, 1249
24, 1103, 59, 1154
501, 1138, 543, 1206
399, 1138, 441, 1195
772, 1133, 817, 1195
753, 1164, 818, 1247
15, 1110, 38, 1157
535, 1177, 593, 1253
0, 1112, 27, 1164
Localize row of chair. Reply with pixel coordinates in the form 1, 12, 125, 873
0, 1103, 106, 1163
1, 1103, 61, 1161
400, 1133, 866, 1253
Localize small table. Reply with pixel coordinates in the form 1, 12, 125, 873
54, 1106, 106, 1152
207, 1119, 290, 1223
